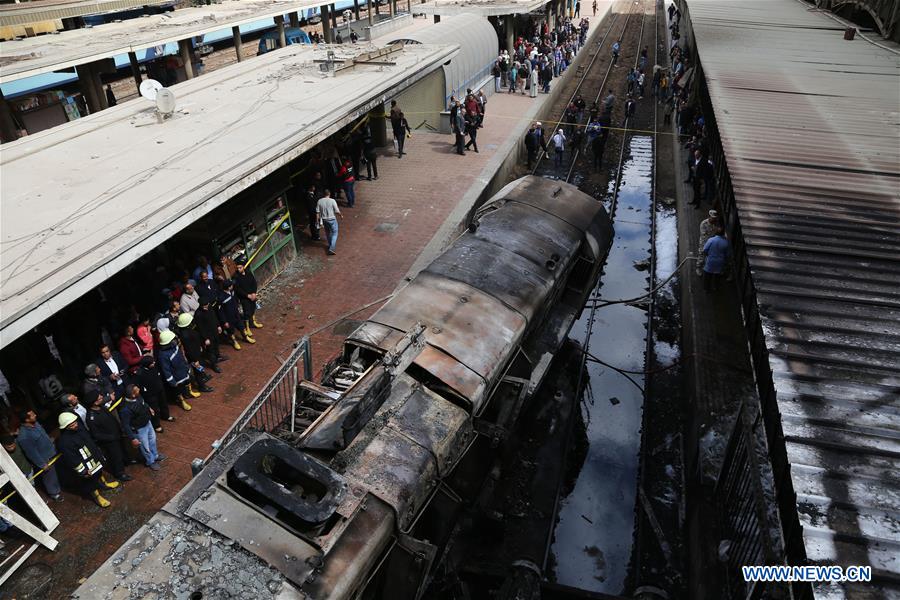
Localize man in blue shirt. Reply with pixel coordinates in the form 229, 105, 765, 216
702, 227, 731, 292
16, 409, 63, 502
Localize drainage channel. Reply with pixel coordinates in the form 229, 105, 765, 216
548, 135, 655, 594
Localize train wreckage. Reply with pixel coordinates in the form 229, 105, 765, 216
76, 176, 614, 599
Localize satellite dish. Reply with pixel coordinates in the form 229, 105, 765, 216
140, 79, 163, 101
155, 88, 176, 115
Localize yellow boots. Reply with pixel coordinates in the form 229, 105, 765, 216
252, 316, 263, 329
93, 490, 111, 508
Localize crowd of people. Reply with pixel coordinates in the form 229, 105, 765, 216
0, 254, 266, 513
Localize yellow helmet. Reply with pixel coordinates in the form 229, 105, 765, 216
177, 313, 193, 328
159, 330, 177, 345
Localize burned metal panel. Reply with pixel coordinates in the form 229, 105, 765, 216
482, 175, 603, 235
387, 384, 473, 477
688, 0, 900, 592
340, 425, 439, 531
425, 235, 556, 321
301, 367, 391, 451
301, 494, 396, 600
345, 321, 406, 354
473, 203, 583, 275
185, 486, 321, 588
412, 344, 486, 403
368, 272, 527, 410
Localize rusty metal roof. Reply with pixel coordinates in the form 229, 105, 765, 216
687, 0, 900, 595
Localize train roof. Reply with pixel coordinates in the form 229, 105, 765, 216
686, 0, 900, 594
350, 176, 611, 412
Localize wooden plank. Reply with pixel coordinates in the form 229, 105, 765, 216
0, 447, 59, 531
0, 543, 38, 587
0, 504, 57, 550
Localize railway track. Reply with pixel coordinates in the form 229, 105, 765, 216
534, 0, 664, 591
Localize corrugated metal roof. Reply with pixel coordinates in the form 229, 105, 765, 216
686, 0, 900, 596
0, 0, 171, 27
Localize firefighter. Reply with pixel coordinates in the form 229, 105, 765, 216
57, 412, 119, 507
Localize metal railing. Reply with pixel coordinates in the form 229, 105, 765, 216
201, 337, 311, 465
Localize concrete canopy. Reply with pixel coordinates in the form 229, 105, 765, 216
0, 0, 325, 83
414, 0, 547, 17
389, 13, 498, 102
0, 41, 458, 349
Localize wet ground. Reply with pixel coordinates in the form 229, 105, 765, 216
548, 136, 654, 594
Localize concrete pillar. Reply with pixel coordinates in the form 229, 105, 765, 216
179, 39, 194, 80
76, 62, 106, 113
368, 0, 374, 24
232, 26, 244, 61
275, 15, 287, 47
0, 90, 20, 142
127, 51, 142, 93
407, 0, 411, 14
375, 0, 380, 16
289, 11, 300, 27
353, 0, 360, 20
505, 14, 514, 51
433, 14, 440, 23
321, 5, 332, 42
331, 4, 338, 29
388, 0, 394, 17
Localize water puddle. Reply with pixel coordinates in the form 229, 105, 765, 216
549, 136, 654, 594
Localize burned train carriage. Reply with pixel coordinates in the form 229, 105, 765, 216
77, 176, 613, 599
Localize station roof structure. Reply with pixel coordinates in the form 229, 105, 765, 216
414, 0, 547, 17
0, 41, 458, 348
0, 0, 172, 28
687, 0, 900, 594
0, 0, 324, 83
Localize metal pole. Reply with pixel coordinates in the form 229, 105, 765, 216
353, 0, 360, 21
322, 4, 332, 42
179, 39, 194, 79
290, 366, 299, 433
289, 11, 300, 27
232, 26, 244, 61
127, 51, 142, 92
275, 15, 287, 47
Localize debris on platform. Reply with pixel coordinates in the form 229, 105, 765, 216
633, 259, 651, 271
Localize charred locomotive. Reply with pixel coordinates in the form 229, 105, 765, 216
78, 176, 613, 600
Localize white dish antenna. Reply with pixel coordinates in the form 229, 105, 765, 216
139, 79, 163, 101
155, 88, 176, 116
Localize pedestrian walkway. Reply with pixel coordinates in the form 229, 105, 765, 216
13, 10, 617, 594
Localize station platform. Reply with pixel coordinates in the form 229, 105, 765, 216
3, 6, 616, 595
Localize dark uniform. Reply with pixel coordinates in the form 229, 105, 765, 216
233, 263, 258, 328
362, 126, 378, 180
57, 425, 110, 498
136, 356, 169, 426
217, 281, 249, 344
194, 296, 222, 365
86, 406, 128, 480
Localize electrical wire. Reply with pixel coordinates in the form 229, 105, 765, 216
586, 255, 699, 307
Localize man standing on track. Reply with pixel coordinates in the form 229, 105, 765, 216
316, 189, 343, 256
612, 41, 620, 66
551, 129, 566, 168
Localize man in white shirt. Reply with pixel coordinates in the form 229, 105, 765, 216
316, 190, 343, 255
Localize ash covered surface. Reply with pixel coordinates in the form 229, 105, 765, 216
76, 513, 294, 600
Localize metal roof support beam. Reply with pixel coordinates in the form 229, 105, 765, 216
127, 51, 142, 94
232, 26, 244, 62
179, 39, 194, 80
321, 4, 332, 42
353, 0, 360, 21
275, 14, 287, 47
290, 11, 300, 27
75, 61, 106, 114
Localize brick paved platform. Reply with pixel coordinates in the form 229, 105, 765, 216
5, 9, 615, 596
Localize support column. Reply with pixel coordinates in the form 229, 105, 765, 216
331, 3, 338, 30
289, 11, 299, 27
375, 0, 379, 16
321, 5, 332, 42
388, 0, 394, 18
505, 14, 514, 51
179, 39, 194, 80
407, 0, 411, 14
368, 0, 374, 24
0, 90, 20, 142
353, 0, 360, 20
127, 51, 142, 93
232, 26, 244, 61
275, 15, 287, 47
75, 62, 106, 113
